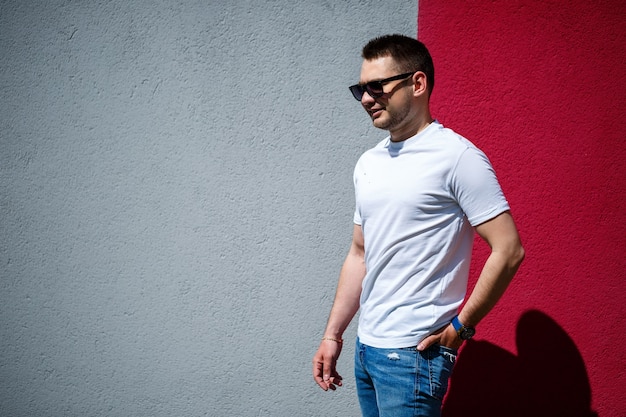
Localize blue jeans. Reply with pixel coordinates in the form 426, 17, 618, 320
354, 338, 457, 417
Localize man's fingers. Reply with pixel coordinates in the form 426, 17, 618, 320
322, 359, 334, 382
313, 358, 344, 391
330, 375, 343, 387
313, 361, 329, 391
313, 347, 344, 392
417, 335, 435, 351
325, 376, 341, 391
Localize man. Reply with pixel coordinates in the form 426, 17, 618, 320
312, 34, 525, 416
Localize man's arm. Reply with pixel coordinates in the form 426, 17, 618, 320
418, 211, 525, 350
312, 224, 366, 391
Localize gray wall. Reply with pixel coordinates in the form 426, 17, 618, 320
0, 1, 416, 415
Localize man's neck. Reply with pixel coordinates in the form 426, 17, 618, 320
389, 114, 434, 142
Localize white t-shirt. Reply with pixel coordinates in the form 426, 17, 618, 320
353, 121, 509, 348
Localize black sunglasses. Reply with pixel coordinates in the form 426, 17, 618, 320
349, 72, 416, 101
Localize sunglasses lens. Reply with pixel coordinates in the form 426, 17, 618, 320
350, 82, 384, 101
349, 85, 365, 101
366, 82, 383, 98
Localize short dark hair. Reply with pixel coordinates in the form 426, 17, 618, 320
362, 34, 435, 95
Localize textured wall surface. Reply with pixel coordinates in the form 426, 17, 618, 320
0, 1, 416, 416
418, 1, 626, 416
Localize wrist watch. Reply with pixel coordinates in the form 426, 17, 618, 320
451, 315, 476, 340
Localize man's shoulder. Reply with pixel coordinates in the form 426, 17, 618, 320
429, 122, 471, 145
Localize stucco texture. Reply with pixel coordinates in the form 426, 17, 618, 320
418, 1, 626, 416
0, 1, 416, 416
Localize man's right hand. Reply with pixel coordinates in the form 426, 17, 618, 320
312, 339, 343, 391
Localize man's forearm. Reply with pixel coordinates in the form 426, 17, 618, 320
459, 211, 525, 326
323, 252, 366, 338
459, 246, 524, 326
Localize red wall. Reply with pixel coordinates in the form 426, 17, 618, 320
417, 1, 626, 416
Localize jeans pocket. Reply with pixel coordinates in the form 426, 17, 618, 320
426, 344, 456, 400
438, 344, 458, 362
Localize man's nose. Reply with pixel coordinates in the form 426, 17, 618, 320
360, 90, 376, 104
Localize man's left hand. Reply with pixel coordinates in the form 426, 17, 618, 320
417, 324, 463, 351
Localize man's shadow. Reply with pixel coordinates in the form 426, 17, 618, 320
442, 310, 598, 417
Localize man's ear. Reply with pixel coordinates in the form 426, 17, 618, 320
412, 71, 428, 97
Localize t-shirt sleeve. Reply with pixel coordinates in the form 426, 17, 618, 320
449, 146, 510, 226
353, 164, 363, 225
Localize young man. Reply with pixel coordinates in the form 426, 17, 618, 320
312, 34, 525, 416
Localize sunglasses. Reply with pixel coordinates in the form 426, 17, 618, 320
349, 72, 415, 101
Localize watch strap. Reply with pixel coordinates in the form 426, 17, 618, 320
451, 315, 464, 332
451, 315, 475, 340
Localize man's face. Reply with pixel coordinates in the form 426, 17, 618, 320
358, 56, 414, 133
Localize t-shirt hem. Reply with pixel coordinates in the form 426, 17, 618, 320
357, 333, 425, 349
468, 203, 510, 227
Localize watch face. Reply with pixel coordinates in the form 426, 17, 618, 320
460, 327, 475, 340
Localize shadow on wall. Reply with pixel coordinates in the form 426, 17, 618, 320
442, 310, 598, 417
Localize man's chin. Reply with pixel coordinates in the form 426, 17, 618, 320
372, 118, 390, 130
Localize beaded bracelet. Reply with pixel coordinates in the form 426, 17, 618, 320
322, 337, 343, 344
